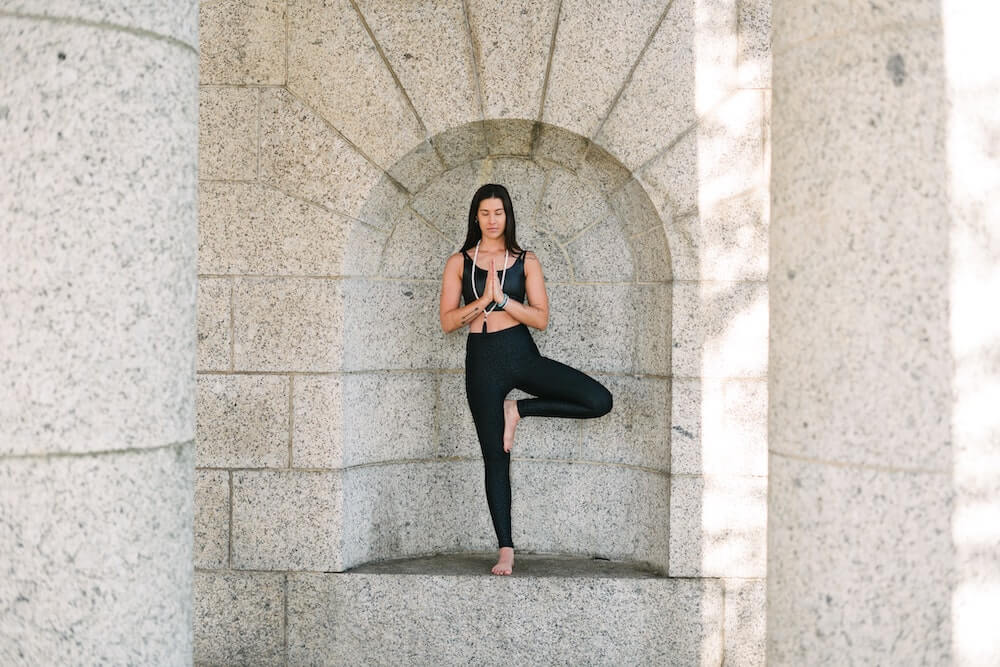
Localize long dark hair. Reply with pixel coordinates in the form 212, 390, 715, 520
459, 183, 523, 254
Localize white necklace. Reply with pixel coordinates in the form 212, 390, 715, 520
470, 241, 508, 327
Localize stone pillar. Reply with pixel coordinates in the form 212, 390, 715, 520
1, 3, 198, 664
769, 1, 955, 664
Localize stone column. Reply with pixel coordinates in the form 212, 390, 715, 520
1, 3, 198, 663
769, 2, 956, 664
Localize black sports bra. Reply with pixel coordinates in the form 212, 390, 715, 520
460, 249, 527, 310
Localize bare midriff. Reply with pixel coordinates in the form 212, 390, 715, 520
466, 253, 522, 335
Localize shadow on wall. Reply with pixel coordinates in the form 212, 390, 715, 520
336, 119, 673, 572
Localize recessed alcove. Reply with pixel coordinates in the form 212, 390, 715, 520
336, 119, 673, 571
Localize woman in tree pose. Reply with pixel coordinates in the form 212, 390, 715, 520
438, 183, 613, 576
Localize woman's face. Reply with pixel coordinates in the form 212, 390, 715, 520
477, 197, 506, 241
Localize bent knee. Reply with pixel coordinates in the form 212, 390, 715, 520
592, 386, 613, 417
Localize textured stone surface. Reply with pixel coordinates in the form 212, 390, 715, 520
512, 461, 669, 569
291, 374, 340, 468
199, 0, 285, 84
597, 0, 696, 171
287, 564, 723, 665
541, 165, 615, 242
484, 117, 536, 157
0, 0, 199, 46
231, 469, 344, 571
193, 570, 284, 665
638, 126, 698, 225
196, 278, 231, 371
232, 277, 344, 372
199, 182, 357, 275
629, 225, 673, 283
385, 139, 444, 194
542, 0, 665, 138
435, 372, 479, 456
768, 455, 951, 664
194, 469, 230, 569
669, 474, 766, 577
771, 26, 950, 470
610, 177, 664, 238
357, 0, 481, 134
487, 158, 547, 230
410, 159, 484, 242
533, 122, 590, 170
468, 0, 559, 119
1, 19, 198, 456
725, 578, 766, 667
539, 284, 633, 374
258, 88, 392, 227
564, 214, 634, 282
576, 375, 670, 471
287, 0, 425, 168
671, 281, 768, 378
339, 372, 438, 466
738, 0, 771, 88
341, 279, 464, 372
0, 444, 194, 665
698, 90, 765, 210
198, 86, 257, 180
195, 374, 289, 468
671, 378, 767, 476
429, 121, 489, 168
380, 208, 459, 279
699, 187, 769, 281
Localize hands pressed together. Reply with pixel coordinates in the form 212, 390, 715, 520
482, 258, 505, 306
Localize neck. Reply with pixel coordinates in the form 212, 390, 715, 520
478, 239, 506, 253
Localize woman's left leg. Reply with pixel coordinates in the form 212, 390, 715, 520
513, 355, 613, 419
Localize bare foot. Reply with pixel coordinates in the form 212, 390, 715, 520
502, 399, 520, 453
491, 547, 514, 575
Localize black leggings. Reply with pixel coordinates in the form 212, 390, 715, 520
464, 323, 613, 549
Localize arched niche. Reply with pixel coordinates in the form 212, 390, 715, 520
336, 119, 673, 571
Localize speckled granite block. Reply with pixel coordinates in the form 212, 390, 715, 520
698, 90, 765, 209
768, 455, 951, 665
287, 563, 723, 665
484, 117, 536, 157
195, 374, 289, 468
193, 570, 284, 665
199, 0, 285, 84
194, 469, 230, 569
597, 0, 696, 171
258, 88, 390, 226
0, 0, 199, 46
340, 372, 438, 466
671, 378, 767, 476
291, 374, 341, 468
380, 208, 460, 279
340, 461, 494, 567
541, 165, 615, 242
341, 279, 464, 371
199, 182, 356, 275
512, 461, 670, 569
632, 282, 673, 376
287, 0, 424, 167
699, 187, 769, 281
577, 142, 633, 196
0, 444, 194, 665
356, 0, 481, 134
533, 122, 590, 170
1, 19, 197, 456
467, 0, 559, 119
540, 284, 635, 374
198, 86, 257, 180
638, 126, 698, 226
630, 225, 673, 283
610, 177, 664, 238
668, 474, 766, 577
197, 278, 231, 371
565, 215, 634, 282
231, 469, 344, 571
725, 578, 766, 667
577, 375, 670, 471
738, 0, 771, 89
410, 159, 484, 242
341, 219, 391, 278
515, 223, 573, 283
386, 139, 444, 194
429, 121, 489, 168
671, 281, 767, 378
542, 0, 665, 138
232, 277, 344, 372
435, 372, 479, 457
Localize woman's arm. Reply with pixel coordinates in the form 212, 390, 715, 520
490, 251, 549, 331
439, 253, 491, 333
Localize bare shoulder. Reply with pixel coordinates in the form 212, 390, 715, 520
443, 251, 466, 277
522, 250, 540, 263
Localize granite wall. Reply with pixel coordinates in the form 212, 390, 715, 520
194, 0, 770, 663
1, 1, 199, 663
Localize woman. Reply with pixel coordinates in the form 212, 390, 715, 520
438, 183, 613, 576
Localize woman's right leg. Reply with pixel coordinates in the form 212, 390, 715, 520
514, 355, 613, 419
